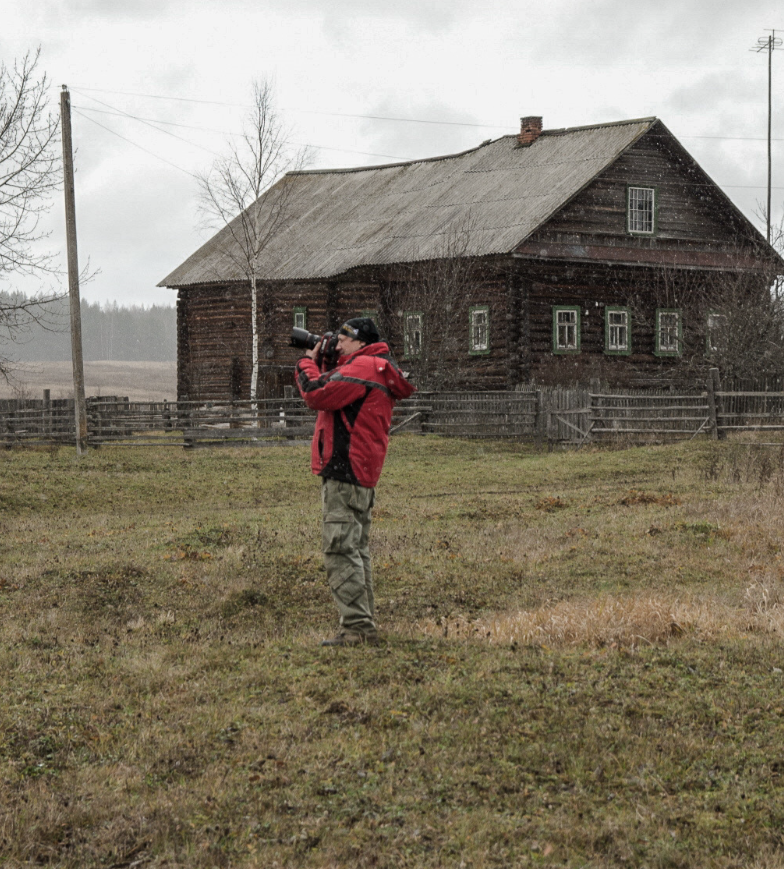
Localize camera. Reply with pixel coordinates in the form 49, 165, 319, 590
290, 327, 340, 369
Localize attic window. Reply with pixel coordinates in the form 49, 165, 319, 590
627, 186, 656, 235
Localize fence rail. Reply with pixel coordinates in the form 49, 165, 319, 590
3, 372, 784, 449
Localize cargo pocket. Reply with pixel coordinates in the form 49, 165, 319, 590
327, 563, 363, 606
322, 512, 352, 555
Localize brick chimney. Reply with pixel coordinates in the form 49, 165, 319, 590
518, 116, 543, 146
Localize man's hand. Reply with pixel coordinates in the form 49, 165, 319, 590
304, 340, 322, 361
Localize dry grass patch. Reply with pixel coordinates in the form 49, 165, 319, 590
423, 585, 784, 649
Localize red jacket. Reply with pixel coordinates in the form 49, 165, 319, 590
295, 342, 416, 488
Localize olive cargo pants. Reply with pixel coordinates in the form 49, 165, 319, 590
321, 478, 376, 634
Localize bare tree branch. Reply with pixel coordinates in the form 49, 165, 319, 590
0, 48, 61, 280
391, 213, 482, 390
0, 49, 64, 378
196, 80, 311, 402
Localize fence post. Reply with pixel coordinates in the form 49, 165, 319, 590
43, 389, 51, 439
712, 368, 725, 440
533, 390, 544, 449
707, 368, 723, 441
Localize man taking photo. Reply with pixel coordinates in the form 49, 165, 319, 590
295, 317, 415, 647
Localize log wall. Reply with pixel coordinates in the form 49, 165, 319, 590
177, 259, 759, 398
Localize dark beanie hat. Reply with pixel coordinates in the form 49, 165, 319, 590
339, 317, 380, 345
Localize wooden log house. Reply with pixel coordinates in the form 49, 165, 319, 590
159, 116, 782, 400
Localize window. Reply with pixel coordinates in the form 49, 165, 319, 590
293, 306, 307, 330
706, 311, 727, 355
605, 307, 631, 355
627, 186, 656, 235
361, 309, 378, 325
552, 306, 580, 353
655, 308, 682, 356
403, 311, 423, 358
469, 305, 490, 354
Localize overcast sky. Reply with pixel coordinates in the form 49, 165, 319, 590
2, 0, 782, 308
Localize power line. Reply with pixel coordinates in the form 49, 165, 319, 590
71, 108, 784, 193
69, 94, 784, 196
69, 85, 509, 129
72, 109, 199, 178
68, 86, 784, 144
72, 104, 410, 160
73, 90, 222, 158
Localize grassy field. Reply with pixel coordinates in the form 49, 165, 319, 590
1, 435, 784, 867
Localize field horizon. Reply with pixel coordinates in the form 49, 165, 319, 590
0, 360, 177, 402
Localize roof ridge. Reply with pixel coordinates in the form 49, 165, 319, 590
542, 116, 658, 136
289, 117, 659, 177
289, 137, 501, 176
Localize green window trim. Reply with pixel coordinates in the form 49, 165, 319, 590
552, 306, 581, 354
403, 311, 423, 359
293, 306, 307, 330
469, 305, 490, 355
654, 308, 682, 357
627, 185, 658, 236
604, 306, 631, 355
360, 309, 378, 325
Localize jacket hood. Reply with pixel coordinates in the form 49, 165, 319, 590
338, 341, 415, 400
384, 362, 416, 400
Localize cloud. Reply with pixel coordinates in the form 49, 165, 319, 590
41, 0, 175, 21
529, 0, 767, 68
662, 70, 763, 130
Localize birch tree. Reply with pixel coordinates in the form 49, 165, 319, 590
197, 80, 309, 402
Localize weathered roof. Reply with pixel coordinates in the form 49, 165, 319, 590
160, 117, 659, 287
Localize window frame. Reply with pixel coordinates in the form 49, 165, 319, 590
604, 306, 631, 356
403, 311, 423, 359
468, 304, 490, 355
552, 305, 581, 354
293, 306, 307, 330
654, 308, 682, 357
706, 310, 727, 356
361, 309, 378, 325
627, 185, 657, 236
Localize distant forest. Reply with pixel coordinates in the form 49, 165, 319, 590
0, 294, 176, 362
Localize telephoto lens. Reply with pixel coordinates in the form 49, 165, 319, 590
290, 327, 321, 350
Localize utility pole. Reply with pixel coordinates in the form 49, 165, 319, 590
752, 29, 782, 244
60, 85, 88, 455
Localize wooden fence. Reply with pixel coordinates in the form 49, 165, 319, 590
0, 392, 540, 448
716, 390, 784, 434
2, 375, 783, 449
